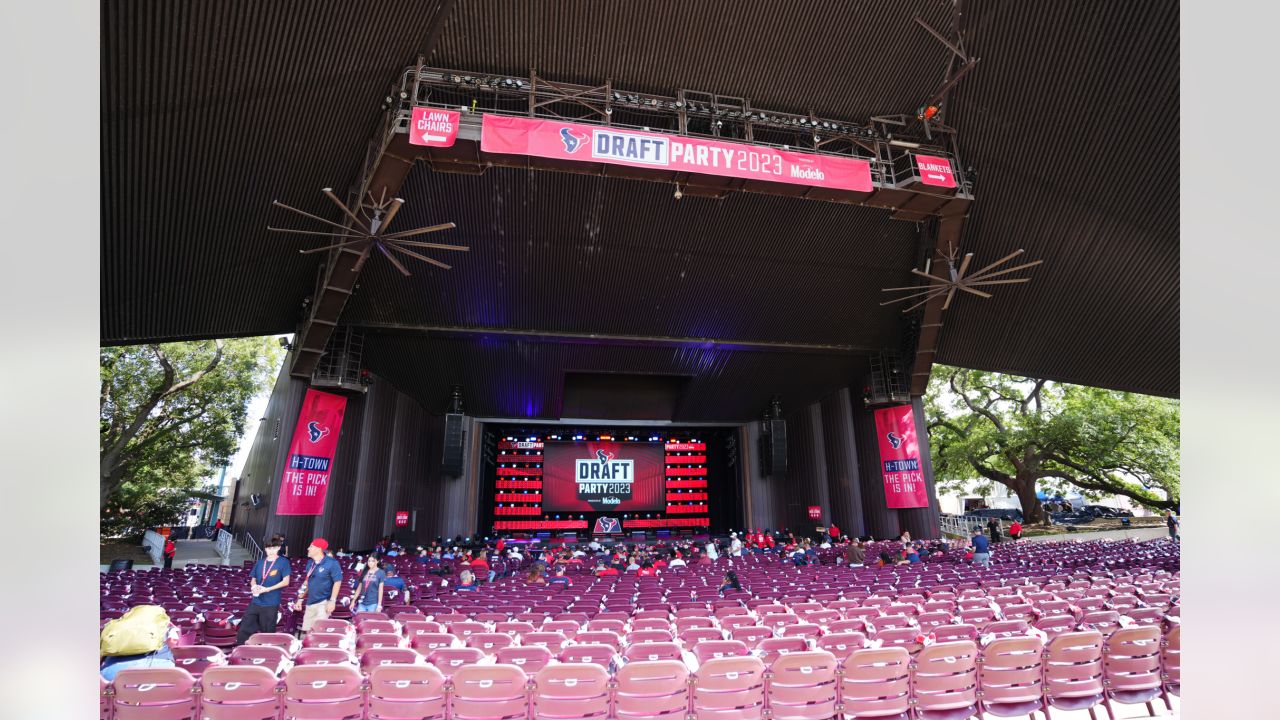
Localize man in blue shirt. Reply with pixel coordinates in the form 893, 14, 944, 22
292, 538, 344, 632
969, 527, 992, 567
382, 565, 410, 602
236, 534, 291, 644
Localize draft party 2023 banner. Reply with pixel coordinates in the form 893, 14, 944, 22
276, 389, 348, 515
873, 404, 929, 509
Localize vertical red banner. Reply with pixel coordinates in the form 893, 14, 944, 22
873, 405, 929, 509
276, 389, 348, 515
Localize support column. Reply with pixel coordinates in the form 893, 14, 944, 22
821, 388, 867, 538
851, 398, 900, 540
898, 396, 942, 538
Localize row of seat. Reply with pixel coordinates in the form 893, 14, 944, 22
104, 627, 1181, 720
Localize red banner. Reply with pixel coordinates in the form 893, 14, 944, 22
665, 442, 706, 452
395, 511, 409, 527
497, 453, 543, 463
409, 107, 460, 147
915, 154, 955, 188
482, 115, 873, 193
665, 454, 707, 464
665, 467, 708, 476
873, 405, 929, 509
808, 506, 823, 520
276, 389, 348, 515
498, 441, 545, 450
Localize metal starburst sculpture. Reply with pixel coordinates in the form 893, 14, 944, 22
880, 243, 1042, 313
268, 188, 467, 275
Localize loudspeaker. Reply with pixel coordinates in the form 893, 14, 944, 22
768, 419, 788, 476
442, 413, 465, 476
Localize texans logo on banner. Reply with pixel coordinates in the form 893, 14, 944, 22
277, 389, 347, 516
576, 449, 634, 509
593, 517, 621, 535
874, 405, 928, 509
307, 421, 330, 443
560, 128, 588, 153
886, 432, 903, 449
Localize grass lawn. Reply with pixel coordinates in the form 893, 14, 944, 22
1020, 516, 1167, 537
101, 539, 154, 566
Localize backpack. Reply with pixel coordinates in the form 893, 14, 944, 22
101, 605, 171, 657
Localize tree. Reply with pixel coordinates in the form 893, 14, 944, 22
100, 338, 282, 535
925, 365, 1179, 525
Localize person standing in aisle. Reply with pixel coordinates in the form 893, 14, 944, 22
292, 538, 343, 632
237, 535, 290, 644
162, 537, 176, 569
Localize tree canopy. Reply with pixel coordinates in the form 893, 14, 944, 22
100, 338, 282, 537
925, 365, 1179, 524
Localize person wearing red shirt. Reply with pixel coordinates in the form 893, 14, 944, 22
637, 561, 659, 577
828, 524, 840, 541
1008, 521, 1023, 541
595, 562, 619, 577
495, 537, 506, 553
163, 538, 176, 569
764, 533, 776, 549
470, 552, 491, 582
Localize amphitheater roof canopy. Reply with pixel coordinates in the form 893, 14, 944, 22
102, 1, 1178, 420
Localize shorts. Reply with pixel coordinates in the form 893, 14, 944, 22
355, 601, 379, 614
300, 601, 331, 632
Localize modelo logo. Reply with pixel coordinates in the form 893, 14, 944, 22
789, 165, 825, 180
590, 129, 670, 166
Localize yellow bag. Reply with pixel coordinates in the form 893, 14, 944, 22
100, 605, 170, 657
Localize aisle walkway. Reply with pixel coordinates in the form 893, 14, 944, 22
99, 537, 253, 572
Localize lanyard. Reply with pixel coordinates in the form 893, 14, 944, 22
257, 557, 280, 586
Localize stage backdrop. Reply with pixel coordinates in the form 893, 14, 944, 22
543, 441, 665, 512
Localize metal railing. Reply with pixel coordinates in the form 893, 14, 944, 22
142, 530, 165, 566
214, 529, 234, 563
940, 514, 990, 538
240, 530, 264, 563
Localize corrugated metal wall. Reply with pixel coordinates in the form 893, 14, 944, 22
851, 398, 901, 541
228, 356, 482, 553
820, 388, 866, 538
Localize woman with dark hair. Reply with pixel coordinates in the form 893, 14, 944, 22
718, 570, 742, 594
876, 551, 894, 568
350, 554, 385, 614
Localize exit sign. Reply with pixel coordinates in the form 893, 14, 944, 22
807, 506, 822, 520
395, 511, 409, 527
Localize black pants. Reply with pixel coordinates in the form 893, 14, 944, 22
236, 603, 279, 644
163, 555, 174, 569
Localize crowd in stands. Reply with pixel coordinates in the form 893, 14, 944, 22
99, 525, 1179, 719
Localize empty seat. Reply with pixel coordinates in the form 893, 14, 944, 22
623, 641, 684, 663
448, 621, 489, 639
409, 633, 456, 653
170, 645, 224, 678
839, 647, 911, 720
356, 632, 402, 655
533, 663, 612, 720
758, 637, 809, 666
1161, 625, 1180, 700
693, 640, 751, 665
466, 632, 514, 655
367, 662, 448, 719
574, 630, 622, 651
495, 620, 537, 636
692, 655, 767, 720
680, 627, 725, 647
426, 647, 486, 677
984, 620, 1029, 640
729, 626, 773, 648
627, 629, 675, 645
977, 636, 1045, 719
766, 650, 838, 720
357, 619, 399, 635
615, 660, 689, 720
1035, 615, 1079, 640
557, 644, 617, 670
228, 645, 290, 675
521, 631, 570, 654
1043, 631, 1108, 718
282, 663, 366, 720
874, 627, 924, 656
310, 618, 353, 636
911, 640, 979, 720
302, 632, 349, 650
198, 665, 279, 720
1080, 610, 1122, 637
814, 632, 866, 663
496, 645, 554, 674
359, 647, 420, 674
111, 668, 197, 720
293, 647, 354, 666
451, 664, 530, 720
1103, 625, 1166, 716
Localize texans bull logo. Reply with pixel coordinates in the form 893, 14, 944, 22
594, 517, 621, 534
596, 449, 615, 465
886, 432, 904, 449
560, 127, 589, 153
307, 421, 330, 443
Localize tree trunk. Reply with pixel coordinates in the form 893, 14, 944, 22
1010, 473, 1045, 525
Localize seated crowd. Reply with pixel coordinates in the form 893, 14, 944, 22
99, 527, 1180, 719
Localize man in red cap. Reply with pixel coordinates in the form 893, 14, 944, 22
293, 538, 344, 632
